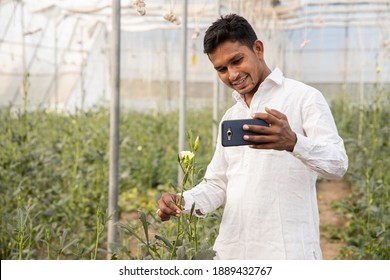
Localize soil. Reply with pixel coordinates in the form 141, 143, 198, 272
317, 179, 350, 259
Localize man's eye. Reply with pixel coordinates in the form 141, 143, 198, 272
232, 58, 243, 65
217, 68, 227, 73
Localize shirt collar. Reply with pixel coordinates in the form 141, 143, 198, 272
232, 67, 284, 102
266, 67, 284, 86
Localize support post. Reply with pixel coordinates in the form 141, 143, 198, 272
107, 0, 121, 259
178, 0, 188, 185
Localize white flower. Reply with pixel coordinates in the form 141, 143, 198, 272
180, 151, 194, 160
137, 146, 143, 151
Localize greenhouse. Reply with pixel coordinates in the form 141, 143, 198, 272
2, 0, 389, 110
0, 0, 389, 265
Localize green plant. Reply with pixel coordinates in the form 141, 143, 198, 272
332, 89, 390, 259
115, 131, 216, 260
0, 106, 219, 259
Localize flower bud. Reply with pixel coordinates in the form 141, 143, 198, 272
194, 136, 200, 152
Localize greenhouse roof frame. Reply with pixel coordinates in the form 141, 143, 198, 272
1, 0, 389, 111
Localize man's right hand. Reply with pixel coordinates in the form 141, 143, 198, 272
157, 192, 184, 221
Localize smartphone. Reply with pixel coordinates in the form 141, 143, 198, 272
221, 118, 269, 147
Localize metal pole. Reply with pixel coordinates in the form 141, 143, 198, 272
212, 73, 220, 146
343, 20, 349, 91
54, 19, 58, 110
212, 0, 221, 146
178, 0, 188, 185
107, 0, 121, 259
19, 2, 26, 106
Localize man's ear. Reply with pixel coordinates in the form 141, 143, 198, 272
253, 40, 264, 58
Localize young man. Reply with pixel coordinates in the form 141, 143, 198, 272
157, 14, 348, 259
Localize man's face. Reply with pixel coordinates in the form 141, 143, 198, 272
208, 40, 265, 96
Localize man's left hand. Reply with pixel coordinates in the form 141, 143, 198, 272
243, 107, 297, 152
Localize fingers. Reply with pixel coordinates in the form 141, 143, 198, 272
242, 109, 278, 136
243, 108, 296, 151
265, 107, 287, 120
157, 193, 183, 221
249, 107, 286, 126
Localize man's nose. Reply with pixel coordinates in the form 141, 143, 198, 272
228, 67, 239, 82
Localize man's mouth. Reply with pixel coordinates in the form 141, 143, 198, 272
232, 75, 248, 89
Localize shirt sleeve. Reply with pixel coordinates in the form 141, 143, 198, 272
182, 121, 228, 216
291, 90, 348, 179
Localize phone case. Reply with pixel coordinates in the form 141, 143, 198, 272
221, 118, 269, 147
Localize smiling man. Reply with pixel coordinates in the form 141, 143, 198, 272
157, 14, 348, 260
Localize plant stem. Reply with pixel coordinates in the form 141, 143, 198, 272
93, 211, 101, 260
18, 232, 24, 260
170, 164, 192, 260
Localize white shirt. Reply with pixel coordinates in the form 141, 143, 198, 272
183, 68, 348, 260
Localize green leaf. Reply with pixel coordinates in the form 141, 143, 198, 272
155, 234, 173, 251
138, 211, 149, 244
189, 202, 196, 220
118, 223, 146, 245
61, 239, 79, 252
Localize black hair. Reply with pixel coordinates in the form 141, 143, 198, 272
203, 14, 258, 54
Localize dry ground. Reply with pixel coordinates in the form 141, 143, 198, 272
317, 179, 350, 259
